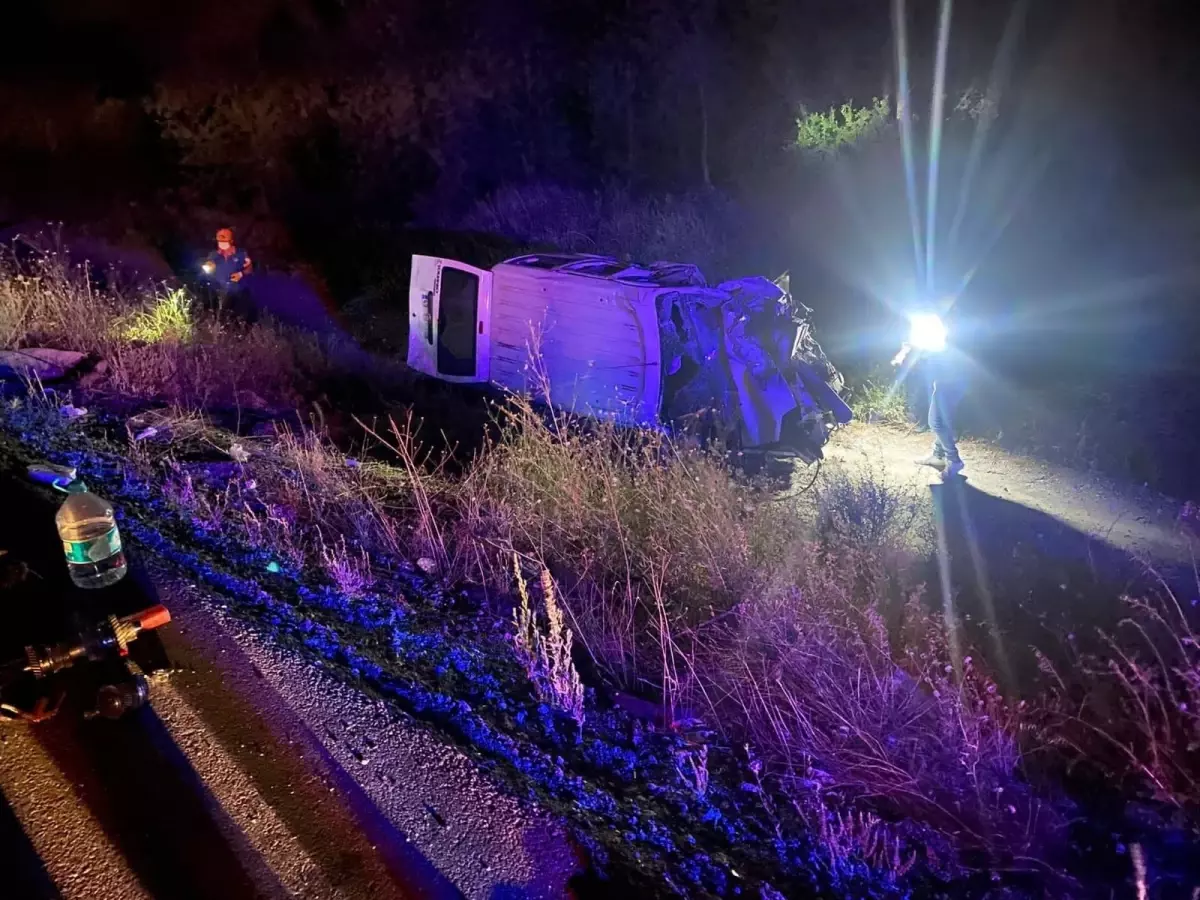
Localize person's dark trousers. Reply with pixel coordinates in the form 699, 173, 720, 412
928, 379, 965, 462
207, 283, 251, 320
226, 283, 256, 323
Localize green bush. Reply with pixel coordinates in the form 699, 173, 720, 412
795, 97, 892, 158
849, 376, 912, 426
114, 288, 194, 345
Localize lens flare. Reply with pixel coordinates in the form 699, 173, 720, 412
909, 313, 947, 351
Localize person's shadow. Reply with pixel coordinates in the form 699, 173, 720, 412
924, 479, 1189, 692
0, 792, 57, 899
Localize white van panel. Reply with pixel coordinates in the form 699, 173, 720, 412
488, 263, 661, 425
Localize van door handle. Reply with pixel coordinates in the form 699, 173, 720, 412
422, 291, 434, 344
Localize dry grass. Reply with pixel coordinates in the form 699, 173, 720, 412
13, 245, 1200, 876
423, 397, 1053, 868
814, 462, 931, 561
124, 387, 1060, 871
462, 396, 802, 622
512, 555, 586, 728
319, 533, 374, 598
695, 531, 1055, 870
1036, 587, 1200, 811
1, 245, 328, 410
104, 317, 318, 409
0, 251, 118, 351
134, 381, 1041, 868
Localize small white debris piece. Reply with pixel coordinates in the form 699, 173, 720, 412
228, 443, 251, 463
416, 557, 438, 575
59, 404, 88, 419
344, 458, 361, 468
134, 426, 159, 441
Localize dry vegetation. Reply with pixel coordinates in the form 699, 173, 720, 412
1036, 589, 1200, 810
0, 244, 326, 410
4, 252, 1200, 884
457, 182, 737, 275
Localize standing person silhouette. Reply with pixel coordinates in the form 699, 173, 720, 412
892, 309, 964, 480
200, 227, 253, 312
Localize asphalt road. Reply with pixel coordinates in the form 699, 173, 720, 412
0, 471, 581, 899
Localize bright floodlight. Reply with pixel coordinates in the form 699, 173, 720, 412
909, 313, 947, 352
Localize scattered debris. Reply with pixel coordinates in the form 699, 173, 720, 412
27, 462, 78, 487
228, 443, 251, 463
416, 557, 439, 575
613, 691, 699, 731
59, 404, 88, 419
125, 408, 208, 445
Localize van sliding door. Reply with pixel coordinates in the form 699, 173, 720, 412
407, 255, 492, 382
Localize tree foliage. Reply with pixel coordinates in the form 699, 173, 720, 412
0, 0, 912, 206
794, 97, 893, 158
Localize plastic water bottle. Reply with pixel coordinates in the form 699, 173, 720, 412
55, 486, 128, 589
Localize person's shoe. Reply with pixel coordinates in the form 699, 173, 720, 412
915, 453, 948, 470
940, 459, 965, 480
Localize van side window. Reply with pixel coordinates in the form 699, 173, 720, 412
510, 255, 571, 270
437, 267, 480, 377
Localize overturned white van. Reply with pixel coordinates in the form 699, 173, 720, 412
407, 253, 851, 463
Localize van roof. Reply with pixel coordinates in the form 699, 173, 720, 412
502, 253, 707, 288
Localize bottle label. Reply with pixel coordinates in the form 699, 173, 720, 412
63, 526, 123, 565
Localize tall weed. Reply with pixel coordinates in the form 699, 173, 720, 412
1037, 587, 1200, 811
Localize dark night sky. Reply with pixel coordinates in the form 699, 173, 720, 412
3, 1, 1192, 92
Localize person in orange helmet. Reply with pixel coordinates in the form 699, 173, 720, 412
200, 228, 253, 308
